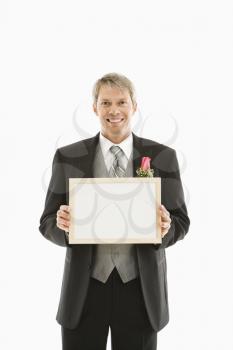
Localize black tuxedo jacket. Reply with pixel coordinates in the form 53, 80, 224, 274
39, 132, 190, 331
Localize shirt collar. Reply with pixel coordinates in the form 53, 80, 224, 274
99, 132, 133, 160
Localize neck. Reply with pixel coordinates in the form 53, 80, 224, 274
101, 131, 131, 144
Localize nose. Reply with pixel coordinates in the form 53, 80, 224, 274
109, 107, 120, 115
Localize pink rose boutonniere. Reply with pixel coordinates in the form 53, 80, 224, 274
136, 156, 154, 177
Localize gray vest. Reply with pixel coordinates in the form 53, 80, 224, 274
90, 142, 139, 283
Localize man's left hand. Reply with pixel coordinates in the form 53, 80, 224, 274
160, 204, 172, 238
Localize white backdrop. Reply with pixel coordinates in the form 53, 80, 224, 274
1, 1, 233, 349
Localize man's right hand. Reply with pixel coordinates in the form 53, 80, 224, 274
56, 205, 70, 233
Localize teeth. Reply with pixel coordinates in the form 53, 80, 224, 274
108, 119, 122, 122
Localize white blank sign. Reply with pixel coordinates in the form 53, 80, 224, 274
69, 177, 161, 244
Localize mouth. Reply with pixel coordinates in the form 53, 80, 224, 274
106, 118, 124, 125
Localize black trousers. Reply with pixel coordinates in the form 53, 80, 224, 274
61, 267, 157, 350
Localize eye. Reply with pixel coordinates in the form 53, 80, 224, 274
119, 101, 126, 105
101, 101, 110, 106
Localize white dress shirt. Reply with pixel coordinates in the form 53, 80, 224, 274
99, 132, 133, 172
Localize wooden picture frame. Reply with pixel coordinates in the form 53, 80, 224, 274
69, 177, 161, 244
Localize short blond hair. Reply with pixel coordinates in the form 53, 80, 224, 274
92, 72, 137, 107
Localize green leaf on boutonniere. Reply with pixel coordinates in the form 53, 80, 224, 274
136, 167, 154, 177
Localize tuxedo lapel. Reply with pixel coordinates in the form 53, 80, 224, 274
74, 132, 100, 178
132, 132, 145, 177
132, 132, 160, 177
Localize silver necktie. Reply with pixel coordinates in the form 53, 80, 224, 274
109, 145, 125, 177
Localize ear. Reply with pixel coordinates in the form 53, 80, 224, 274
93, 103, 97, 115
133, 102, 137, 114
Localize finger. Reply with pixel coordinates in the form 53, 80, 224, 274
57, 210, 70, 220
161, 211, 171, 221
60, 205, 70, 213
160, 217, 169, 226
57, 223, 70, 233
161, 214, 171, 225
161, 222, 170, 228
160, 205, 170, 216
161, 210, 170, 220
161, 225, 170, 235
57, 217, 70, 227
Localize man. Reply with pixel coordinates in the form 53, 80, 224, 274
39, 72, 190, 350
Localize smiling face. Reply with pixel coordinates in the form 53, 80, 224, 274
93, 84, 137, 143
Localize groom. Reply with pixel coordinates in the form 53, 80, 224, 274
39, 72, 190, 350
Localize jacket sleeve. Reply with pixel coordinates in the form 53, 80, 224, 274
153, 149, 190, 250
39, 149, 71, 247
